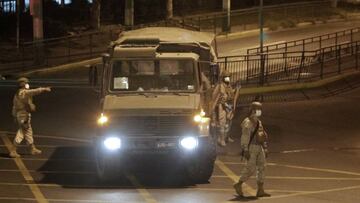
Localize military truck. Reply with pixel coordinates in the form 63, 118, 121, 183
91, 27, 221, 182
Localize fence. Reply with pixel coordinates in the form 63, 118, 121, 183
0, 28, 122, 73
246, 27, 360, 55
180, 1, 332, 34
218, 41, 360, 87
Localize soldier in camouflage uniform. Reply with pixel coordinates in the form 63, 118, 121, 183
213, 71, 235, 147
10, 77, 51, 158
233, 101, 270, 197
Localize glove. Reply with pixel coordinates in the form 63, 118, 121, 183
243, 150, 250, 160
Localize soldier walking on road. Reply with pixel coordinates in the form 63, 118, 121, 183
234, 101, 270, 197
9, 77, 51, 158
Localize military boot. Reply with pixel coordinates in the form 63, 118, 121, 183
256, 182, 271, 197
9, 146, 21, 158
233, 181, 243, 196
227, 137, 235, 143
30, 144, 42, 155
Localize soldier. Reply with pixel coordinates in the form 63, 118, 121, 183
233, 101, 270, 197
213, 70, 235, 147
10, 77, 51, 158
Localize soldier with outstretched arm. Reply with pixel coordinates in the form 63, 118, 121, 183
10, 77, 51, 158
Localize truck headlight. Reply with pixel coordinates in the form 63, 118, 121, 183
103, 137, 121, 150
180, 137, 198, 150
97, 113, 108, 126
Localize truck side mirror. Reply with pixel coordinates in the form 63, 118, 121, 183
210, 63, 219, 83
87, 64, 98, 87
102, 53, 110, 64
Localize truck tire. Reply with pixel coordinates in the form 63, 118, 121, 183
186, 137, 217, 183
95, 146, 122, 182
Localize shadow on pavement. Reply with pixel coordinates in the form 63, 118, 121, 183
228, 195, 258, 202
37, 146, 197, 189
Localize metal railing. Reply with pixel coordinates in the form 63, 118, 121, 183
218, 41, 360, 87
247, 27, 360, 55
0, 28, 122, 73
180, 1, 332, 34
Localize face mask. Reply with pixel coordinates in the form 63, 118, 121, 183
25, 84, 30, 89
224, 77, 230, 83
255, 110, 262, 117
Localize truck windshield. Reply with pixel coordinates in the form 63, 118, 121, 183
110, 59, 197, 92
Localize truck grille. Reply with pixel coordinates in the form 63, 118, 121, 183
111, 116, 196, 136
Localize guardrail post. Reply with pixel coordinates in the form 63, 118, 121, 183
89, 34, 93, 58
319, 36, 322, 49
351, 29, 353, 43
337, 45, 341, 74
182, 16, 185, 28
224, 57, 228, 71
302, 39, 305, 52
246, 55, 249, 83
67, 36, 71, 62
320, 49, 324, 79
356, 42, 359, 70
198, 16, 201, 31
335, 32, 338, 47
260, 53, 266, 86
297, 51, 305, 82
213, 14, 217, 35
284, 43, 288, 75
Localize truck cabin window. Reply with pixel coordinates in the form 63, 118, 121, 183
111, 59, 196, 92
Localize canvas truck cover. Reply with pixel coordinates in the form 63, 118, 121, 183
114, 27, 217, 61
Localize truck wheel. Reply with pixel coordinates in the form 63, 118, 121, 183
95, 146, 122, 182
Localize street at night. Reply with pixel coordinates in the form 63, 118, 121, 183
0, 77, 360, 202
1, 0, 360, 203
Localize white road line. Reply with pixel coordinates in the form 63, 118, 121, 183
261, 185, 360, 200
0, 144, 88, 148
126, 174, 158, 203
0, 157, 93, 162
1, 135, 49, 203
0, 169, 95, 174
223, 161, 360, 176
0, 131, 91, 143
0, 196, 138, 203
212, 175, 360, 181
215, 159, 257, 196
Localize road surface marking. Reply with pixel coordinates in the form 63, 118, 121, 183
0, 144, 88, 148
215, 159, 257, 196
261, 184, 360, 200
1, 135, 48, 203
212, 175, 360, 180
0, 157, 93, 162
223, 162, 360, 176
270, 162, 360, 176
280, 148, 316, 153
0, 169, 95, 174
0, 196, 138, 203
127, 174, 158, 203
0, 131, 91, 143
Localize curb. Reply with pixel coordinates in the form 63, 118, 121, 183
239, 70, 360, 95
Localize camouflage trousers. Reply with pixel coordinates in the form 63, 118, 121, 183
14, 113, 34, 145
239, 144, 266, 183
218, 104, 232, 140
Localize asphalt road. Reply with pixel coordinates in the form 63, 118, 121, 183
0, 83, 360, 203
